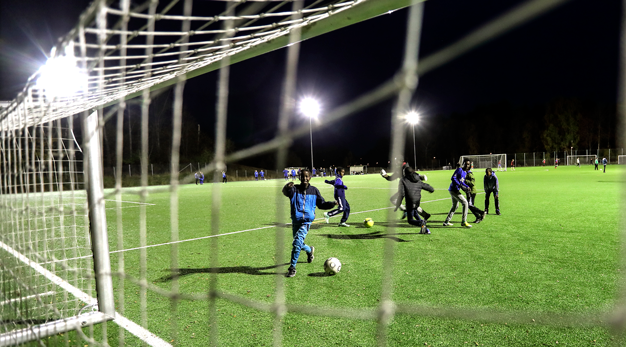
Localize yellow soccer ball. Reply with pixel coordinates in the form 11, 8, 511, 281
363, 218, 374, 228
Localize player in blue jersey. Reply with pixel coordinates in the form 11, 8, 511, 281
198, 172, 204, 185
312, 167, 316, 177
195, 171, 200, 185
484, 167, 500, 215
443, 162, 472, 228
323, 167, 351, 227
254, 170, 259, 181
283, 169, 289, 181
282, 169, 337, 277
222, 171, 227, 183
260, 170, 265, 180
291, 169, 296, 181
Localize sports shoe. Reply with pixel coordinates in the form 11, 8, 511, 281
338, 222, 350, 227
307, 247, 315, 263
285, 267, 296, 277
496, 211, 501, 215
474, 217, 483, 224
423, 212, 431, 221
484, 210, 489, 215
421, 228, 431, 235
401, 211, 407, 219
462, 221, 472, 228
443, 222, 453, 226
324, 212, 330, 224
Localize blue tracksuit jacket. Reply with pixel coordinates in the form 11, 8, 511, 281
448, 167, 469, 192
282, 183, 335, 223
325, 177, 348, 200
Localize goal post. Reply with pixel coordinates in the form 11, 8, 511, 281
618, 155, 626, 164
0, 112, 113, 344
566, 154, 597, 166
459, 154, 507, 171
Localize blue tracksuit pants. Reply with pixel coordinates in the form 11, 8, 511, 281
328, 196, 350, 223
406, 208, 425, 227
290, 221, 312, 268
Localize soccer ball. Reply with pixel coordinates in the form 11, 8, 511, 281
363, 218, 374, 228
324, 257, 342, 275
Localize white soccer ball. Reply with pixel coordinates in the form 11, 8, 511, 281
422, 174, 427, 182
324, 257, 342, 275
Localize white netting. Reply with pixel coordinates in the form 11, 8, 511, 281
0, 0, 368, 131
2, 0, 624, 346
617, 155, 626, 164
0, 124, 99, 340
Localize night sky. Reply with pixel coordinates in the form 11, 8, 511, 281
0, 0, 621, 167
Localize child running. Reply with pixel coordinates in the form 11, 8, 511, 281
324, 167, 351, 227
395, 165, 435, 234
282, 169, 337, 277
443, 162, 472, 228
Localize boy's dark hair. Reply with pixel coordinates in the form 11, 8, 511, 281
486, 168, 493, 174
299, 169, 311, 177
456, 162, 461, 168
336, 167, 345, 173
403, 165, 414, 177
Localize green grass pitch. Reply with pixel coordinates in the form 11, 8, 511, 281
98, 165, 622, 346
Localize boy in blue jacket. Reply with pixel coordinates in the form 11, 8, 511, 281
282, 169, 337, 277
484, 167, 500, 215
323, 167, 350, 227
443, 162, 472, 228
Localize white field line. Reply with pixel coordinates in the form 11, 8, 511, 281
0, 291, 55, 306
104, 199, 156, 206
43, 192, 485, 264
0, 241, 171, 347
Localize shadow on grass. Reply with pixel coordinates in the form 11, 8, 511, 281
265, 222, 324, 230
308, 272, 333, 277
316, 230, 411, 242
156, 263, 291, 282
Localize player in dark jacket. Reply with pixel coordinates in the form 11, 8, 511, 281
381, 163, 431, 221
323, 167, 350, 227
463, 160, 485, 223
395, 166, 435, 234
484, 168, 500, 215
282, 169, 337, 277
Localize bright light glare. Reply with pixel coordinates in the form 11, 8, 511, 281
405, 111, 419, 125
299, 97, 321, 119
37, 44, 87, 100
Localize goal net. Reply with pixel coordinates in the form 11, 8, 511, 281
618, 155, 626, 164
459, 154, 507, 171
1, 0, 619, 346
566, 154, 596, 166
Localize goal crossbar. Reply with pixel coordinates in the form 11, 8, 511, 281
459, 153, 507, 171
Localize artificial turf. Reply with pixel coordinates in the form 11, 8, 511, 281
78, 165, 624, 345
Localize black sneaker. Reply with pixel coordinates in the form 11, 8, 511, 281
423, 212, 431, 221
496, 211, 501, 215
285, 267, 296, 277
307, 246, 315, 263
474, 217, 483, 224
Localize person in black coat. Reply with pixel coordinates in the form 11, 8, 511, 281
382, 162, 432, 221
395, 166, 435, 234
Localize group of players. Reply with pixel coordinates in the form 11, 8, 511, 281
280, 160, 501, 277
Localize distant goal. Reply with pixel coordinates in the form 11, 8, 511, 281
619, 155, 626, 165
459, 154, 507, 171
567, 155, 596, 166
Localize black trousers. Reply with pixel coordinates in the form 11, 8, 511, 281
595, 164, 599, 170
484, 190, 500, 213
466, 192, 484, 218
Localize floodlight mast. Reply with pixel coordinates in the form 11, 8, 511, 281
300, 97, 320, 173
405, 111, 419, 169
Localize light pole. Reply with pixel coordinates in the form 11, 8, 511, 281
299, 97, 321, 173
405, 111, 419, 169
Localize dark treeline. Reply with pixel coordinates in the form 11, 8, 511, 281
94, 91, 618, 171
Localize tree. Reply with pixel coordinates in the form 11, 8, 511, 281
541, 99, 581, 153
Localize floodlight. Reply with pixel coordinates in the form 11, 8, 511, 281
36, 43, 87, 100
405, 111, 419, 125
299, 97, 321, 119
